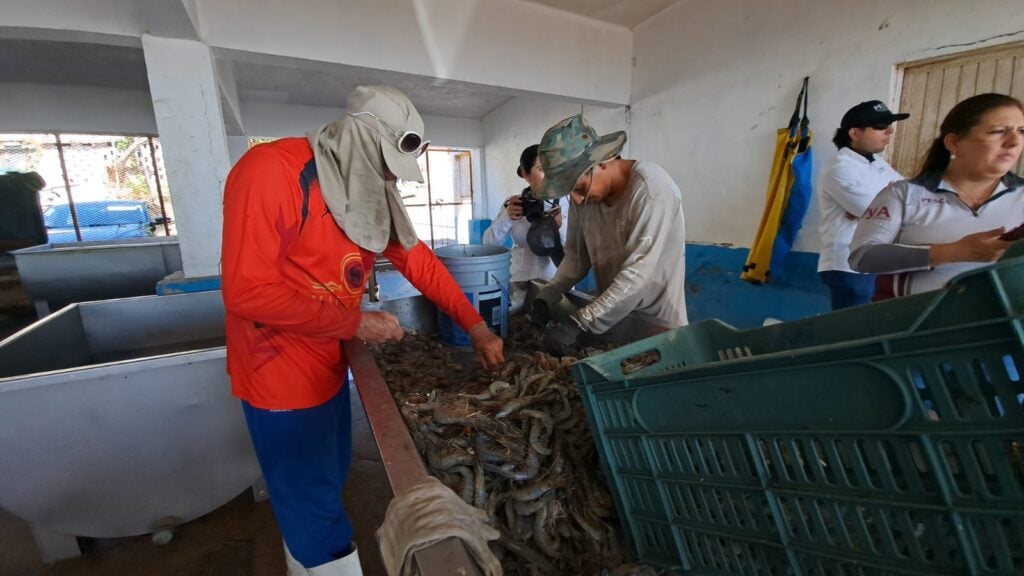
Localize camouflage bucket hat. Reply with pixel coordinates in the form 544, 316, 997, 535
534, 114, 626, 200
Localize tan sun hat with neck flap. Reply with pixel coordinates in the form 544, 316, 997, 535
308, 85, 425, 253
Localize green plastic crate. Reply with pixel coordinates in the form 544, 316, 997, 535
574, 255, 1024, 576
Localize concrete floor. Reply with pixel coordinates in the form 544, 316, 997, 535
0, 379, 394, 576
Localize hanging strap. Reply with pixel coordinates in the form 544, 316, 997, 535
799, 77, 810, 129
787, 77, 810, 130
787, 77, 811, 151
787, 77, 805, 131
797, 77, 811, 151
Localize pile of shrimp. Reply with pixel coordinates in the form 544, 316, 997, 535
371, 320, 661, 575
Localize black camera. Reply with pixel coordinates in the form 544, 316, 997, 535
517, 188, 564, 267
519, 188, 547, 224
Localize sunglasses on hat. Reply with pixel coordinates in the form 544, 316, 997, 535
347, 111, 430, 156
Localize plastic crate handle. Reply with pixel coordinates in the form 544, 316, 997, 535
582, 330, 685, 383
632, 361, 912, 432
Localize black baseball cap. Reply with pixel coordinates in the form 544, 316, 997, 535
840, 100, 910, 129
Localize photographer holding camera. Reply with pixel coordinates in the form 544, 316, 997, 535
483, 145, 569, 301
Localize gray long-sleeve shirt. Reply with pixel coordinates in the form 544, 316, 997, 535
545, 161, 688, 334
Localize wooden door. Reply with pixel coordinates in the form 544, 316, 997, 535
891, 43, 1024, 177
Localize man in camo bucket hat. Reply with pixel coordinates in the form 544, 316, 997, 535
530, 114, 689, 354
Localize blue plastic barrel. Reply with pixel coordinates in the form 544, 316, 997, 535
434, 244, 511, 348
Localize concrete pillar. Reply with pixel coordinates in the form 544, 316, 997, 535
142, 34, 230, 277
227, 136, 250, 165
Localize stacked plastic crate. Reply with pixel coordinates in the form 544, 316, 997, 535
575, 254, 1024, 575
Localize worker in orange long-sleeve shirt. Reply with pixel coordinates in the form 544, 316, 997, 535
221, 85, 504, 576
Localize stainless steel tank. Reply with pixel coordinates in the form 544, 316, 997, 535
11, 237, 182, 316
0, 290, 259, 562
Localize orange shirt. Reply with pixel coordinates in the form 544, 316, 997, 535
222, 138, 483, 409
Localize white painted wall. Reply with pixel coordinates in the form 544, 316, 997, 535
423, 116, 484, 150
480, 95, 627, 218
195, 0, 633, 105
240, 101, 483, 148
0, 83, 157, 134
630, 0, 1024, 249
239, 100, 486, 218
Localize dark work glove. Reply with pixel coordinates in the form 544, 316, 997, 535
542, 320, 584, 357
530, 298, 552, 328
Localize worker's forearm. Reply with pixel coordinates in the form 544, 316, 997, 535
224, 282, 361, 340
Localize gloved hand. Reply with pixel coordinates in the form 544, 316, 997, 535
355, 311, 404, 344
530, 298, 552, 328
542, 319, 584, 357
468, 322, 505, 370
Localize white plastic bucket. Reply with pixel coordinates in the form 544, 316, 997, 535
434, 244, 511, 348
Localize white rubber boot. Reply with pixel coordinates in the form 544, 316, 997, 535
284, 542, 363, 576
284, 543, 306, 576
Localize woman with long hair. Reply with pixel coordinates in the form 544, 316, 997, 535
849, 93, 1024, 296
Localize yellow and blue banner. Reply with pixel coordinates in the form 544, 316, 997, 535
742, 77, 813, 285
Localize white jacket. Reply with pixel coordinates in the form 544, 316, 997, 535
817, 148, 903, 273
482, 191, 568, 282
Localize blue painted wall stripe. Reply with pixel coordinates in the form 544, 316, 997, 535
686, 243, 828, 329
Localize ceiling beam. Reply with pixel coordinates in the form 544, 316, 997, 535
134, 0, 200, 40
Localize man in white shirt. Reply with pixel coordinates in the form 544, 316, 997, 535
817, 100, 909, 309
529, 114, 687, 354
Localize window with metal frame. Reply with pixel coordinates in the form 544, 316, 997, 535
0, 133, 173, 243
397, 147, 475, 250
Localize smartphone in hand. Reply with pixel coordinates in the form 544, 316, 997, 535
1000, 223, 1024, 241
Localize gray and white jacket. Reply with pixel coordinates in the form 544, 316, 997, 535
849, 171, 1024, 296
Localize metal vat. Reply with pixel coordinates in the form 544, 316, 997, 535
0, 290, 259, 561
11, 237, 182, 316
